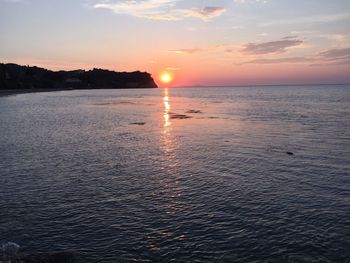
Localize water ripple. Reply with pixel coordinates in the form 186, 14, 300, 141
1, 86, 349, 262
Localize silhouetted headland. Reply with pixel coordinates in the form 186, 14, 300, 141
0, 63, 158, 95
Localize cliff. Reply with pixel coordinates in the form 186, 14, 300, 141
0, 63, 158, 90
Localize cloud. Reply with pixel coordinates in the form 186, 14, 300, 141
240, 47, 350, 66
319, 47, 350, 59
166, 67, 180, 71
167, 44, 225, 54
311, 59, 350, 67
241, 38, 303, 55
181, 7, 226, 21
320, 34, 346, 43
241, 57, 314, 65
258, 33, 269, 37
282, 35, 298, 40
310, 47, 350, 66
169, 38, 304, 57
93, 1, 225, 21
167, 48, 205, 54
93, 0, 179, 20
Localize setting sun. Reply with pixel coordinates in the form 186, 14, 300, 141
160, 73, 173, 84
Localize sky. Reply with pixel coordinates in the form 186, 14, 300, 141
1, 0, 350, 86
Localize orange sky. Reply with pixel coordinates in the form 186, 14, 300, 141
1, 0, 350, 86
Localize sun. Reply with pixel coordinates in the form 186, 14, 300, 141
160, 72, 173, 84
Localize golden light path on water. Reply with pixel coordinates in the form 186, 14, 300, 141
159, 87, 185, 222
163, 88, 171, 128
161, 87, 176, 159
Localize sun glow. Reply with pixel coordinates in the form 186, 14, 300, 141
160, 72, 173, 84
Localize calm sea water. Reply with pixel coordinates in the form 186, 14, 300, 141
0, 86, 349, 262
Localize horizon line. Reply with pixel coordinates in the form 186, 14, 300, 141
166, 83, 350, 88
2, 62, 350, 88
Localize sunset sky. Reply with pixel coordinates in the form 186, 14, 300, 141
1, 0, 350, 86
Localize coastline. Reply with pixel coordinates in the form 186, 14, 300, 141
0, 63, 159, 93
0, 88, 72, 97
0, 87, 159, 97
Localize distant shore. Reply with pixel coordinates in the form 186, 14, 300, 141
0, 63, 158, 92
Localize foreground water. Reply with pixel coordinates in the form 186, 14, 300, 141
0, 86, 349, 262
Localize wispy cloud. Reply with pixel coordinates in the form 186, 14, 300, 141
93, 0, 179, 20
320, 34, 347, 44
314, 59, 350, 66
93, 0, 225, 21
241, 47, 350, 66
309, 47, 350, 66
319, 47, 350, 59
241, 57, 314, 65
181, 7, 226, 21
257, 32, 269, 37
241, 38, 303, 55
167, 48, 207, 54
168, 38, 304, 57
167, 44, 228, 54
283, 35, 299, 40
166, 67, 180, 71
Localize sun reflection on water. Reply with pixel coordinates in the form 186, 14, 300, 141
163, 88, 171, 128
159, 88, 186, 219
162, 87, 175, 155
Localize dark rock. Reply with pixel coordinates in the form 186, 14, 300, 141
169, 113, 192, 119
286, 152, 294, 155
186, 110, 202, 114
131, 122, 146, 126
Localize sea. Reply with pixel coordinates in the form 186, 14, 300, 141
0, 85, 349, 262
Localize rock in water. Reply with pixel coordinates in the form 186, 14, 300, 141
186, 110, 202, 114
1, 242, 20, 259
130, 122, 146, 126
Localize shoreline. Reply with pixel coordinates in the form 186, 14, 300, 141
0, 87, 158, 97
0, 88, 73, 97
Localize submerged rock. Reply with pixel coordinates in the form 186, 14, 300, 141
169, 113, 192, 120
186, 110, 202, 114
286, 151, 294, 155
130, 122, 146, 126
1, 242, 20, 260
